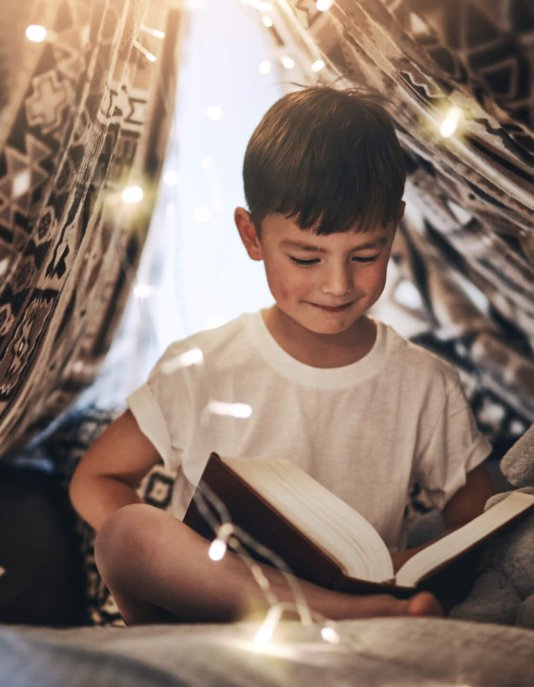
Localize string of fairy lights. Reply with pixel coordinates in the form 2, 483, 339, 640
20, 0, 471, 660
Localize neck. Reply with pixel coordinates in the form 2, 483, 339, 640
262, 307, 376, 368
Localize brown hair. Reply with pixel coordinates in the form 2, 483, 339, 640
243, 86, 405, 234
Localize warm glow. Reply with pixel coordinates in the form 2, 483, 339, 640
25, 25, 48, 42
134, 40, 157, 62
440, 106, 463, 138
262, 16, 273, 27
208, 400, 253, 419
253, 604, 285, 647
311, 59, 326, 72
258, 60, 272, 75
281, 56, 295, 70
320, 625, 340, 644
208, 538, 227, 561
316, 0, 333, 10
140, 24, 165, 39
160, 348, 204, 374
121, 185, 144, 204
13, 171, 31, 198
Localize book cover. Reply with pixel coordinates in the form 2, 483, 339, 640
183, 452, 534, 604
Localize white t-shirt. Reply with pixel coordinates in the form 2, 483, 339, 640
128, 312, 491, 549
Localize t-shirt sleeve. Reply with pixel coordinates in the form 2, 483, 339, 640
127, 342, 195, 474
413, 372, 492, 511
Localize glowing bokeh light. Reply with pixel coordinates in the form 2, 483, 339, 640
160, 348, 205, 374
440, 105, 463, 138
208, 538, 227, 561
13, 171, 31, 198
311, 59, 326, 72
25, 25, 48, 42
208, 400, 253, 419
281, 56, 295, 70
258, 60, 272, 75
134, 40, 157, 62
141, 24, 165, 39
316, 0, 333, 10
121, 185, 144, 204
320, 625, 340, 644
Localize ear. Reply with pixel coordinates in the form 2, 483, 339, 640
234, 207, 263, 261
397, 201, 406, 223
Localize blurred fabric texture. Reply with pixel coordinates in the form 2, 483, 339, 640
1, 0, 532, 458
269, 0, 533, 451
0, 0, 181, 456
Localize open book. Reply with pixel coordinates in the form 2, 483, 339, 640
183, 452, 534, 598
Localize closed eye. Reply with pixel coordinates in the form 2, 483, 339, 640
290, 256, 320, 266
352, 255, 380, 263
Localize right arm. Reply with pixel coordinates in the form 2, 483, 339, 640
69, 410, 161, 531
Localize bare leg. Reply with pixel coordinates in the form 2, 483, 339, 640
95, 504, 442, 625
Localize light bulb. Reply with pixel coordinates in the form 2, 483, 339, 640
121, 185, 144, 204
440, 106, 463, 138
140, 24, 165, 39
311, 59, 326, 72
13, 171, 31, 198
133, 40, 157, 62
208, 538, 227, 561
25, 25, 48, 42
254, 608, 279, 647
281, 56, 295, 70
320, 625, 340, 644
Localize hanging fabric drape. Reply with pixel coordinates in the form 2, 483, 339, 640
0, 0, 182, 456
266, 0, 533, 439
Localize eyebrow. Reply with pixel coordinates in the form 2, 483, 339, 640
280, 237, 389, 252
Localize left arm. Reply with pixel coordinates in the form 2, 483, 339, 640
392, 463, 495, 571
441, 462, 495, 529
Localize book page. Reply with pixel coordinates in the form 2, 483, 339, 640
395, 491, 534, 587
223, 457, 394, 582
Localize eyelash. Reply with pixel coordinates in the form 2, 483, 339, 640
289, 255, 380, 266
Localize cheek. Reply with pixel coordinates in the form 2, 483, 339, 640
361, 264, 388, 298
265, 262, 309, 300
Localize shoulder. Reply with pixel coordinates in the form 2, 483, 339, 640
154, 312, 259, 372
378, 321, 461, 391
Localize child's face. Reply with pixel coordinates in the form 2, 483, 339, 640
236, 209, 400, 340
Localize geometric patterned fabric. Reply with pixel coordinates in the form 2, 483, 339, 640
270, 0, 534, 448
0, 0, 181, 456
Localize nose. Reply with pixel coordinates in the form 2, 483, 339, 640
320, 261, 352, 296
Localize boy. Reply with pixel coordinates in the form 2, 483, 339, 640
69, 87, 494, 625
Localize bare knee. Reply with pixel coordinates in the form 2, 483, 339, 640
95, 503, 167, 588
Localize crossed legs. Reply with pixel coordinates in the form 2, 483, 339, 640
95, 503, 442, 625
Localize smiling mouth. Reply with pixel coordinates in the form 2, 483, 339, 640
310, 302, 353, 313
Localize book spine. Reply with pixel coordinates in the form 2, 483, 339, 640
184, 453, 345, 589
